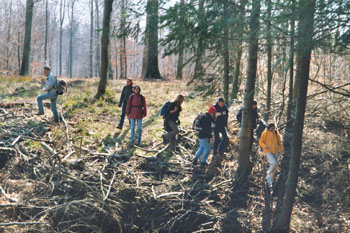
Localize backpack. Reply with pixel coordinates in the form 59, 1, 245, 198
256, 120, 267, 139
192, 112, 203, 131
55, 78, 67, 95
160, 101, 171, 118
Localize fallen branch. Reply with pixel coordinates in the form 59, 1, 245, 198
0, 221, 47, 226
11, 135, 22, 146
40, 142, 55, 155
0, 186, 18, 202
103, 170, 117, 201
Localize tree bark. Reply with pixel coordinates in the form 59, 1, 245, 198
6, 0, 13, 71
59, 0, 66, 76
274, 0, 296, 216
264, 0, 272, 122
193, 0, 205, 79
176, 0, 185, 80
90, 0, 94, 78
19, 0, 34, 76
44, 0, 48, 64
119, 0, 127, 79
231, 0, 247, 99
97, 0, 114, 96
272, 0, 316, 231
95, 0, 101, 78
236, 0, 260, 179
222, 0, 230, 103
68, 1, 75, 78
143, 0, 162, 79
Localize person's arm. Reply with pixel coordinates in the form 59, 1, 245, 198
44, 75, 56, 91
119, 87, 125, 107
169, 104, 178, 114
125, 95, 132, 117
142, 96, 147, 117
258, 131, 268, 149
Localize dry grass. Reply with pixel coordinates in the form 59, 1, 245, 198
0, 75, 349, 232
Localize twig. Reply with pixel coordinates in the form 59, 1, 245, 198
103, 170, 117, 201
0, 186, 18, 202
157, 192, 183, 199
0, 147, 16, 152
0, 222, 48, 226
133, 145, 159, 152
41, 142, 55, 155
11, 135, 21, 146
63, 151, 75, 161
61, 114, 71, 150
154, 144, 169, 157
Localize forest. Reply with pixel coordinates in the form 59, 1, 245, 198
0, 0, 349, 232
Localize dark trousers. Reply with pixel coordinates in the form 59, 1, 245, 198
119, 101, 127, 127
164, 120, 179, 151
213, 127, 228, 155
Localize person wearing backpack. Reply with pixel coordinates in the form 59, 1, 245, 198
192, 105, 216, 167
126, 85, 147, 145
258, 123, 284, 188
162, 94, 184, 151
36, 66, 59, 123
236, 100, 259, 149
213, 98, 229, 157
117, 78, 134, 129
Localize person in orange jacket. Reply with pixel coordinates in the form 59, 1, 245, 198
259, 123, 284, 188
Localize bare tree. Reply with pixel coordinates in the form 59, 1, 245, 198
68, 0, 75, 78
59, 0, 66, 76
176, 0, 185, 80
119, 0, 127, 79
264, 0, 273, 122
236, 0, 260, 180
90, 0, 94, 78
97, 0, 114, 96
20, 0, 35, 76
272, 0, 316, 231
44, 0, 49, 64
95, 0, 101, 78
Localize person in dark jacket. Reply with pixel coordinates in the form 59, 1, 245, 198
117, 79, 133, 129
192, 105, 216, 167
162, 95, 184, 151
213, 98, 229, 156
126, 86, 147, 145
236, 100, 259, 149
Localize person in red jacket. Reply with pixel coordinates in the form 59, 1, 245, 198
126, 86, 147, 145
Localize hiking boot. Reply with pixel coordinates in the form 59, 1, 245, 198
200, 162, 208, 168
162, 134, 169, 144
267, 175, 273, 188
192, 158, 198, 166
117, 125, 122, 130
36, 112, 44, 116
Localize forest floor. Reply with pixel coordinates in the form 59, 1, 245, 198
0, 75, 349, 232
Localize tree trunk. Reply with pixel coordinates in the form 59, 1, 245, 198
274, 0, 296, 216
119, 0, 127, 79
222, 0, 230, 103
193, 0, 205, 79
272, 1, 316, 231
97, 0, 114, 96
68, 1, 75, 78
44, 0, 48, 64
95, 0, 101, 78
59, 0, 66, 76
6, 0, 13, 71
236, 0, 260, 179
176, 0, 185, 80
19, 0, 34, 76
231, 0, 247, 99
264, 0, 272, 122
89, 0, 94, 78
143, 0, 161, 79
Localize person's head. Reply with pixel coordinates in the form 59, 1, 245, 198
218, 97, 225, 108
208, 105, 217, 118
174, 94, 184, 105
267, 123, 275, 131
133, 85, 141, 94
252, 100, 257, 109
126, 78, 133, 86
43, 66, 51, 76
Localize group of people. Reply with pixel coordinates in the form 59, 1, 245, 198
36, 67, 284, 188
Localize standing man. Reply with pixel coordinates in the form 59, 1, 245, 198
117, 78, 133, 129
237, 100, 259, 149
213, 98, 229, 157
36, 66, 59, 123
259, 123, 284, 188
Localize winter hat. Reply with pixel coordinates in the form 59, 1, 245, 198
208, 105, 217, 114
218, 97, 225, 103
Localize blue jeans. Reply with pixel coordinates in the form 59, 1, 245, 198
130, 118, 142, 143
37, 92, 59, 122
213, 127, 228, 155
118, 101, 127, 127
194, 138, 211, 163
